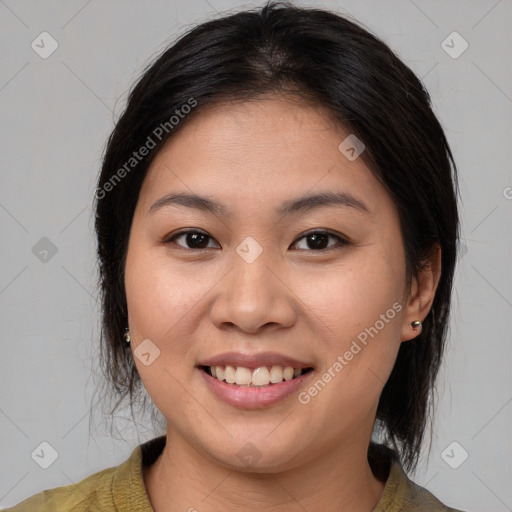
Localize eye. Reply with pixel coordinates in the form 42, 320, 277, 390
164, 229, 219, 250
290, 230, 348, 251
163, 229, 348, 251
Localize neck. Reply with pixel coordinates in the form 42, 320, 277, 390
143, 429, 386, 512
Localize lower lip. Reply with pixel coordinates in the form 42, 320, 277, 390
198, 368, 313, 409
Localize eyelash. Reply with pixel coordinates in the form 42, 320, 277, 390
162, 228, 349, 252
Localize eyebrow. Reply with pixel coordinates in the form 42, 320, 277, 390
148, 190, 371, 218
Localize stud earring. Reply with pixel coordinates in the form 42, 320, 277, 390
124, 327, 131, 345
411, 320, 422, 329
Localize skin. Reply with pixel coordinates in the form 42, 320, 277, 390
124, 93, 441, 512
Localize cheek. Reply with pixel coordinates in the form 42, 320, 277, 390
299, 248, 404, 336
125, 244, 204, 340
296, 244, 405, 396
123, 246, 210, 405
124, 244, 205, 411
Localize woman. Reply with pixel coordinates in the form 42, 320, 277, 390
7, 2, 464, 510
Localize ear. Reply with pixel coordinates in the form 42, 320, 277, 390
401, 244, 442, 342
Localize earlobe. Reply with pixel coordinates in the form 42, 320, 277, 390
401, 317, 424, 342
401, 244, 441, 342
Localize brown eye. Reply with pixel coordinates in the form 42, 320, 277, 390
164, 229, 347, 252
291, 231, 348, 251
165, 230, 219, 250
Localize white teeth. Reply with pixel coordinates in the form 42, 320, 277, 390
235, 367, 252, 385
209, 365, 306, 386
252, 367, 270, 386
283, 367, 294, 381
269, 366, 283, 383
225, 365, 236, 384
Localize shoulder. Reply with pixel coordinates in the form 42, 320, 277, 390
2, 465, 117, 512
369, 442, 466, 512
3, 439, 152, 512
387, 464, 466, 512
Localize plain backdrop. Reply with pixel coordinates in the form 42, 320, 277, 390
1, 1, 511, 510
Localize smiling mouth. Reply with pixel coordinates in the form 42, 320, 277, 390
199, 365, 314, 387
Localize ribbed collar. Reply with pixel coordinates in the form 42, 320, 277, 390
109, 435, 430, 512
110, 437, 163, 511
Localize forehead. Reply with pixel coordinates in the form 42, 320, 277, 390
137, 95, 392, 218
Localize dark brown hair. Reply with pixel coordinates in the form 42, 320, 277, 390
93, 1, 459, 471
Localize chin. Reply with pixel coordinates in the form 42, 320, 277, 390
200, 436, 309, 474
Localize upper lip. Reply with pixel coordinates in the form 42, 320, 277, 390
198, 351, 314, 370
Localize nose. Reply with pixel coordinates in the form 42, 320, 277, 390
209, 249, 296, 335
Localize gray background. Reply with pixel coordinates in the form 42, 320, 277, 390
1, 1, 511, 510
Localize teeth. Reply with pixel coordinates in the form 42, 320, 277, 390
225, 365, 236, 384
235, 367, 252, 385
208, 365, 307, 387
269, 366, 283, 383
283, 367, 294, 381
252, 367, 270, 386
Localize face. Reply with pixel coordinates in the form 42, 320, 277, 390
124, 95, 414, 471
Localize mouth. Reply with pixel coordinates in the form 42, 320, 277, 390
197, 351, 316, 408
199, 364, 314, 387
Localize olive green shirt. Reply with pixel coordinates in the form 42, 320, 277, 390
5, 436, 464, 511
